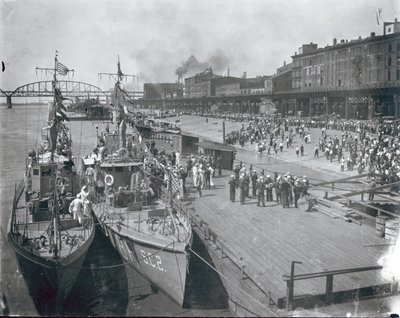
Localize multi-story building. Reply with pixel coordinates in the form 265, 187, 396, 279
143, 83, 183, 99
184, 68, 222, 98
289, 19, 400, 118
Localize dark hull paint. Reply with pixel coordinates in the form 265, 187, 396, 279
7, 223, 95, 315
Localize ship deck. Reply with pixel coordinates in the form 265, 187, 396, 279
12, 196, 94, 259
184, 172, 393, 310
92, 198, 191, 250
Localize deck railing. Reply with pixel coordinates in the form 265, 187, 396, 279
282, 263, 384, 311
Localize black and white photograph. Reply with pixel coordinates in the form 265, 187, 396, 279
1, 0, 400, 316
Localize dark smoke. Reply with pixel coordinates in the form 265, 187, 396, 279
175, 51, 230, 80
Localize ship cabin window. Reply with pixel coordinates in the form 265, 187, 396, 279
116, 167, 124, 172
105, 167, 113, 172
33, 169, 39, 176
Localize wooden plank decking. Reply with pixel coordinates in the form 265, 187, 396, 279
186, 172, 393, 311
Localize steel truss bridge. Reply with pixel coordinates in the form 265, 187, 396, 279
0, 80, 143, 107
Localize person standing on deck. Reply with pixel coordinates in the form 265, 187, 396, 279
251, 170, 258, 197
234, 164, 240, 188
280, 177, 291, 208
196, 171, 202, 197
244, 172, 250, 198
256, 176, 266, 207
239, 174, 246, 205
192, 163, 198, 188
228, 175, 236, 202
216, 155, 222, 176
204, 166, 211, 190
275, 176, 281, 205
293, 178, 303, 208
208, 164, 215, 187
265, 175, 274, 202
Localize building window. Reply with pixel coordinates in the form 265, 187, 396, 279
320, 78, 323, 86
388, 57, 392, 66
388, 70, 391, 81
397, 70, 400, 81
388, 43, 392, 52
338, 79, 342, 86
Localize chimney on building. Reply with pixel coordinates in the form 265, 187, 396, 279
340, 39, 345, 43
395, 18, 398, 22
284, 60, 286, 66
358, 36, 362, 40
333, 38, 337, 45
371, 32, 376, 37
227, 68, 230, 77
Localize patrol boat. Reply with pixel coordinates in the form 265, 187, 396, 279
7, 53, 95, 314
85, 59, 192, 306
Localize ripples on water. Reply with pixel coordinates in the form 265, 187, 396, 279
0, 104, 230, 316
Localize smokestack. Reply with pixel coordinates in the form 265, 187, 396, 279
333, 38, 337, 46
227, 68, 230, 77
284, 60, 286, 66
371, 32, 376, 37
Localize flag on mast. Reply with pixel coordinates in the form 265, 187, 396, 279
57, 61, 70, 76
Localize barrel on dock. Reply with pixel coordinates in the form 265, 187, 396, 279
384, 219, 400, 241
375, 215, 388, 238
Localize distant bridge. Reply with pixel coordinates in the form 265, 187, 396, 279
0, 80, 143, 107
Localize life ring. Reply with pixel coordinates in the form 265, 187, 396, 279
105, 174, 114, 187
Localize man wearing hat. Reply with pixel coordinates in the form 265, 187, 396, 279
256, 176, 266, 207
234, 164, 240, 188
239, 174, 246, 205
275, 176, 281, 204
293, 177, 303, 208
265, 175, 274, 202
228, 175, 236, 202
251, 170, 258, 197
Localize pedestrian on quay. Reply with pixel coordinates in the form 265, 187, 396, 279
196, 171, 202, 197
263, 175, 272, 202
295, 146, 300, 157
216, 155, 222, 176
234, 164, 240, 188
275, 176, 281, 205
293, 177, 303, 208
300, 144, 304, 156
314, 144, 319, 158
239, 174, 246, 205
228, 175, 236, 202
256, 176, 266, 207
280, 177, 291, 208
204, 166, 211, 190
251, 170, 258, 197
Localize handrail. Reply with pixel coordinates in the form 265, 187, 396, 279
282, 264, 384, 310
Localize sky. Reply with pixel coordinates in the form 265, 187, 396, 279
1, 0, 399, 92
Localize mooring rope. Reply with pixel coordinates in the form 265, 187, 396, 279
188, 248, 279, 317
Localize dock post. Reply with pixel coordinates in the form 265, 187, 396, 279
6, 95, 12, 109
241, 265, 246, 279
286, 261, 302, 311
361, 192, 364, 201
222, 121, 226, 144
325, 274, 334, 305
324, 191, 328, 199
331, 182, 334, 191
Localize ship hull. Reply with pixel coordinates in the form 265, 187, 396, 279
7, 220, 95, 314
92, 207, 191, 307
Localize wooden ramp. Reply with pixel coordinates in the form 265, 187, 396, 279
182, 173, 394, 316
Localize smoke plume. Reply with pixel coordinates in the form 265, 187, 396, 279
175, 50, 230, 80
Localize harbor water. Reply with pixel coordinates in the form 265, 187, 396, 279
0, 104, 231, 316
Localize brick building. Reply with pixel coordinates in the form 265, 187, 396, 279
143, 83, 183, 99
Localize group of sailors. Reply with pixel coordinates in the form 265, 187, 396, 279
229, 163, 309, 208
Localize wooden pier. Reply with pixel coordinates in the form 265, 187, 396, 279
176, 172, 398, 316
